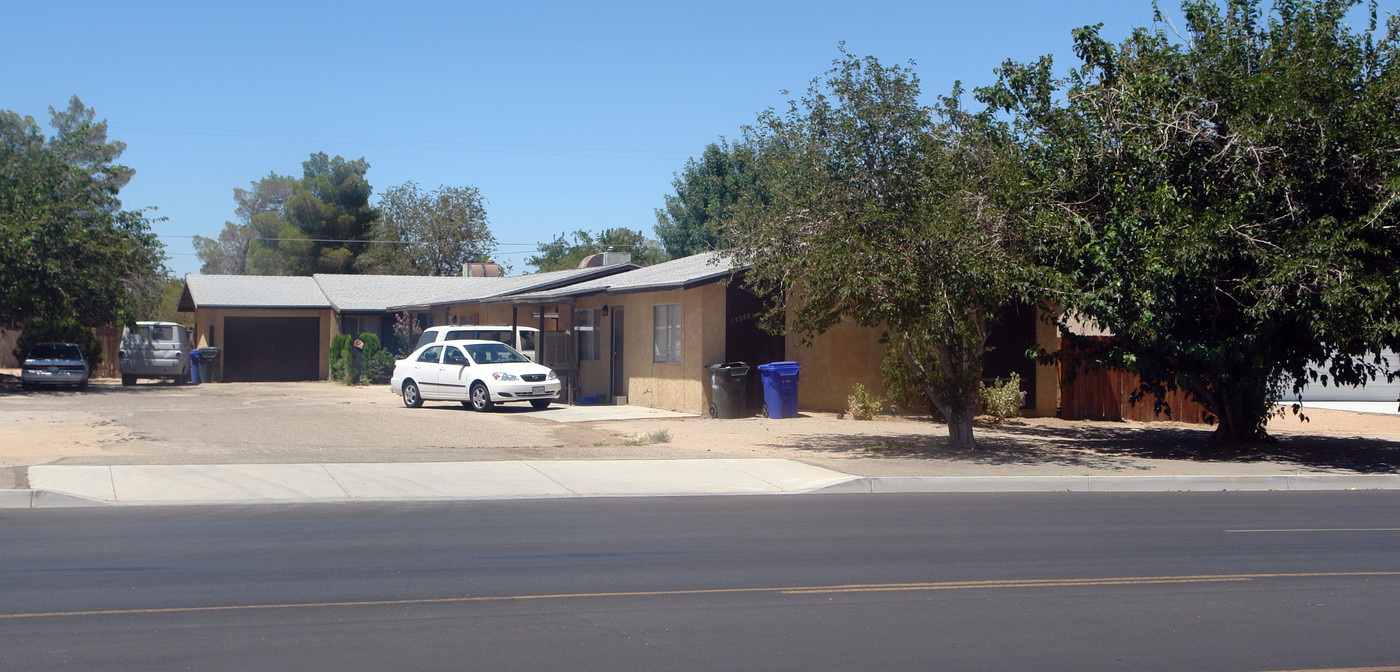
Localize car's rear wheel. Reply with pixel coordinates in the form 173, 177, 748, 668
173, 370, 185, 385
121, 374, 136, 386
469, 382, 493, 412
78, 380, 88, 392
530, 399, 551, 410
402, 380, 423, 408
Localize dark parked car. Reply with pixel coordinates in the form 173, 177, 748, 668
20, 342, 90, 391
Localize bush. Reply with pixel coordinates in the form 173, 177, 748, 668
880, 340, 941, 420
978, 373, 1025, 423
358, 332, 394, 381
847, 383, 885, 421
14, 317, 104, 368
329, 334, 351, 384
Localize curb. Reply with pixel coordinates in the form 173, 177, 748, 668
810, 474, 1400, 494
3, 473, 1398, 508
0, 489, 114, 509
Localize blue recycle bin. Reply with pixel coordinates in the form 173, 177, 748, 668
757, 361, 801, 419
188, 349, 201, 384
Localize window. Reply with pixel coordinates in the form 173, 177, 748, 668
443, 347, 469, 366
417, 345, 443, 363
653, 304, 681, 364
575, 309, 598, 361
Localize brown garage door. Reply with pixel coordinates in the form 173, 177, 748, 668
223, 317, 321, 382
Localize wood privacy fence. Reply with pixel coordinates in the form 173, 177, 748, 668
1058, 338, 1213, 424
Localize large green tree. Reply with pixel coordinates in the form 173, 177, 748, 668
195, 154, 379, 276
729, 51, 1047, 449
356, 181, 498, 276
528, 228, 667, 272
979, 0, 1400, 443
0, 97, 166, 328
654, 141, 766, 258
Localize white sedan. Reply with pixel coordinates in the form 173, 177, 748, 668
390, 339, 560, 411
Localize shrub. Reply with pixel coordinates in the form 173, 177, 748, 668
359, 332, 394, 381
880, 340, 941, 420
329, 334, 350, 384
847, 383, 885, 421
978, 373, 1025, 423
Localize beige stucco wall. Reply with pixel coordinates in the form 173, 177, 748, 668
194, 307, 334, 380
1031, 315, 1059, 418
785, 308, 1062, 416
786, 318, 890, 413
610, 284, 725, 414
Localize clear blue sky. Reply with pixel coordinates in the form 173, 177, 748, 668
5, 0, 1389, 276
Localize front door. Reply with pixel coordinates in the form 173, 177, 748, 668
610, 306, 624, 400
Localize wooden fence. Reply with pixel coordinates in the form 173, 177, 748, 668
1058, 339, 1213, 424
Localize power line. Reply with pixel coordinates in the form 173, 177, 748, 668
110, 122, 692, 162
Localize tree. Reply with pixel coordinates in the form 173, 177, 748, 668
283, 153, 379, 274
729, 50, 1047, 450
194, 173, 296, 274
0, 97, 166, 329
654, 141, 766, 258
194, 155, 379, 276
978, 0, 1400, 443
356, 181, 498, 276
528, 228, 667, 272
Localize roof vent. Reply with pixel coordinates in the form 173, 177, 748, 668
463, 262, 504, 277
578, 247, 632, 268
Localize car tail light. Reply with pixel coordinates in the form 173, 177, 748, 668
60, 365, 86, 371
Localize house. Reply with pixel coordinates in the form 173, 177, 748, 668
471, 251, 1061, 418
176, 262, 637, 382
176, 251, 1061, 419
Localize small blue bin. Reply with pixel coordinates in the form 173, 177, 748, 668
188, 349, 201, 384
757, 361, 801, 419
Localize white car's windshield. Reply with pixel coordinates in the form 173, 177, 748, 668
464, 342, 530, 364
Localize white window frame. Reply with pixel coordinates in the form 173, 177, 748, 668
653, 303, 682, 364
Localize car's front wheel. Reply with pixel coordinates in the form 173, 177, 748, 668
121, 375, 136, 386
469, 382, 493, 412
402, 380, 423, 408
530, 399, 551, 410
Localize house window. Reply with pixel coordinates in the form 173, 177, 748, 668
653, 303, 681, 364
576, 309, 599, 361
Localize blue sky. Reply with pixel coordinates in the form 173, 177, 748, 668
6, 1, 1390, 276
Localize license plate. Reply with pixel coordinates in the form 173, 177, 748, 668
47, 366, 60, 373
532, 386, 545, 394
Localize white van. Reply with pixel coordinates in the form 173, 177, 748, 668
415, 325, 539, 362
118, 321, 191, 386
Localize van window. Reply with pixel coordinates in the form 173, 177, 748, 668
149, 325, 173, 341
519, 331, 537, 352
415, 331, 437, 350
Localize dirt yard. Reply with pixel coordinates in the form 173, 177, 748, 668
3, 373, 1398, 488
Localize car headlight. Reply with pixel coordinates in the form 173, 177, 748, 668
547, 370, 557, 381
492, 372, 519, 382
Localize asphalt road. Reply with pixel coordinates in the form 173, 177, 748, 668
3, 492, 1398, 671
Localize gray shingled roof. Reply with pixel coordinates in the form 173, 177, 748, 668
313, 274, 498, 312
490, 252, 744, 303
181, 262, 647, 313
389, 263, 640, 309
182, 275, 330, 309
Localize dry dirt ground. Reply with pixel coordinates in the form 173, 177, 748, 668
2, 373, 1399, 484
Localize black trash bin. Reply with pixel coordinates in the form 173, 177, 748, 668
706, 362, 751, 418
197, 347, 221, 383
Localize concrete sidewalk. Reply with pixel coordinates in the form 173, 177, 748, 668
4, 459, 1398, 508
